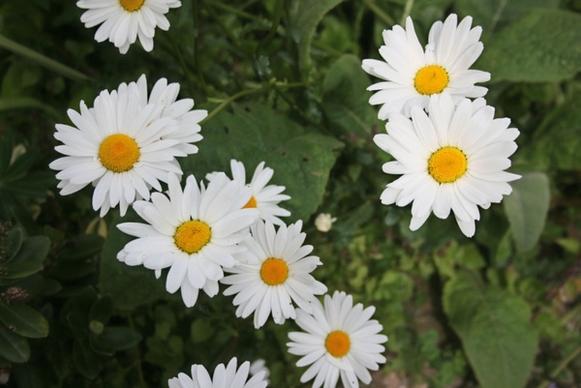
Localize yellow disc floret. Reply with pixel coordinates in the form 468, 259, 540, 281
119, 0, 145, 12
260, 257, 289, 286
174, 220, 212, 254
414, 65, 450, 95
325, 330, 351, 358
98, 134, 140, 173
428, 146, 468, 184
243, 196, 258, 209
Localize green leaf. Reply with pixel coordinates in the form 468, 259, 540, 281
0, 34, 89, 81
183, 104, 343, 221
455, 0, 559, 37
90, 326, 142, 355
0, 303, 49, 339
522, 92, 581, 171
1, 236, 50, 282
443, 271, 538, 388
0, 324, 30, 363
288, 0, 345, 74
503, 173, 550, 252
479, 9, 581, 82
98, 214, 169, 310
322, 54, 378, 134
3, 227, 24, 262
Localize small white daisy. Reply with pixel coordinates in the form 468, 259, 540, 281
222, 220, 327, 328
287, 291, 388, 388
373, 93, 520, 237
362, 14, 490, 119
136, 75, 207, 156
49, 79, 194, 216
116, 173, 259, 307
168, 357, 268, 388
208, 160, 291, 225
77, 0, 182, 54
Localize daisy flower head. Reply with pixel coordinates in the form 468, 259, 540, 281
136, 75, 207, 156
208, 160, 291, 225
77, 0, 182, 54
222, 220, 327, 328
168, 357, 268, 388
362, 14, 490, 119
116, 173, 259, 307
49, 78, 194, 217
287, 291, 388, 388
374, 93, 520, 237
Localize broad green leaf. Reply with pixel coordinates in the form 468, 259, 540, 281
443, 272, 538, 388
503, 173, 550, 252
455, 0, 559, 37
1, 236, 50, 282
3, 227, 24, 262
0, 34, 89, 81
183, 104, 343, 221
0, 303, 49, 339
522, 92, 581, 171
90, 326, 142, 355
479, 9, 581, 82
0, 324, 30, 363
288, 0, 345, 74
323, 54, 378, 134
98, 214, 169, 310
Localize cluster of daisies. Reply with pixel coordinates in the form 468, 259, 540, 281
362, 14, 520, 237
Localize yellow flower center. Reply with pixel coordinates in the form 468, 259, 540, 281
428, 146, 468, 184
174, 220, 212, 254
119, 0, 145, 12
98, 134, 140, 173
260, 257, 289, 286
325, 330, 351, 358
243, 196, 258, 209
414, 65, 449, 95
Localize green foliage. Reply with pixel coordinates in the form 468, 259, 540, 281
480, 9, 581, 82
444, 271, 538, 388
0, 0, 579, 387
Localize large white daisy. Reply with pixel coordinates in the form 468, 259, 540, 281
362, 14, 490, 119
116, 173, 259, 307
373, 93, 520, 237
222, 220, 327, 329
136, 75, 207, 156
168, 357, 268, 388
209, 160, 291, 225
77, 0, 182, 54
49, 79, 193, 216
287, 291, 388, 388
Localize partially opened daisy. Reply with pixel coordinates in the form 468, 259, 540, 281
287, 291, 388, 388
209, 160, 291, 225
222, 220, 327, 328
116, 173, 259, 307
77, 0, 182, 54
136, 75, 207, 155
50, 79, 194, 216
168, 357, 268, 388
374, 93, 520, 237
362, 14, 490, 119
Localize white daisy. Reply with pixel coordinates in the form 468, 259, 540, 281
222, 220, 327, 328
136, 75, 207, 156
49, 79, 193, 217
116, 173, 259, 307
168, 357, 268, 388
287, 291, 388, 388
77, 0, 182, 54
249, 359, 270, 385
209, 160, 291, 225
362, 14, 490, 119
373, 93, 520, 237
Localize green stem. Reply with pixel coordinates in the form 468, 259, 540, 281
363, 0, 395, 26
206, 1, 265, 23
551, 346, 581, 379
400, 0, 415, 24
